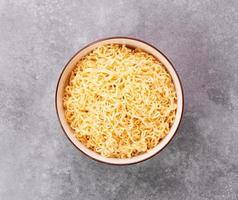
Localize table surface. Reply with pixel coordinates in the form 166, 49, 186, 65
0, 0, 238, 199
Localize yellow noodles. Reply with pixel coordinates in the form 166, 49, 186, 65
63, 44, 177, 158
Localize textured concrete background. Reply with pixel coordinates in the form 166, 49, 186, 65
0, 0, 238, 199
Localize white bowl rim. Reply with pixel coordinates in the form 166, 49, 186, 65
55, 36, 184, 165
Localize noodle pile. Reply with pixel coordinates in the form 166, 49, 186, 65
63, 44, 177, 158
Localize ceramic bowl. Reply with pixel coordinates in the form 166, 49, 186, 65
55, 37, 184, 165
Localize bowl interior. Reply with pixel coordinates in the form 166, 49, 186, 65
56, 38, 183, 165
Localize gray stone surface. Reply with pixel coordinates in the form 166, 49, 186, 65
0, 0, 238, 199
